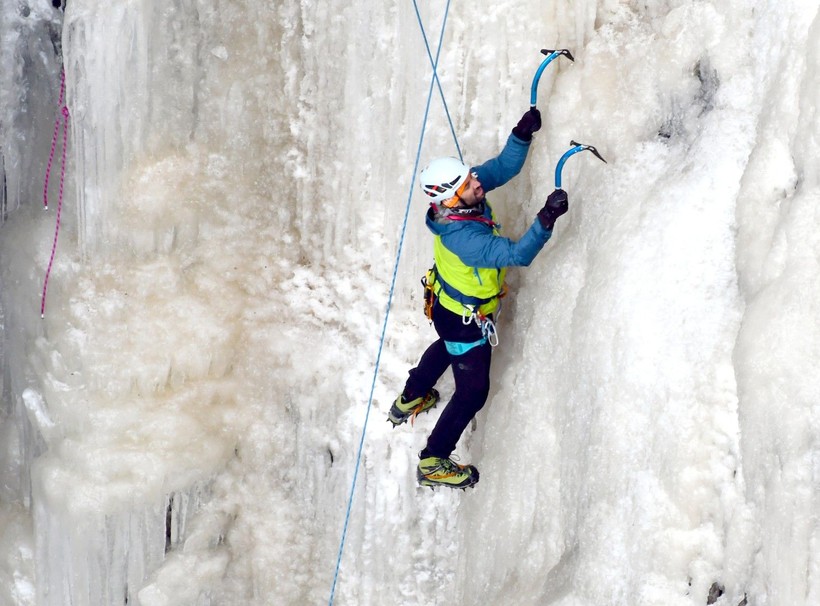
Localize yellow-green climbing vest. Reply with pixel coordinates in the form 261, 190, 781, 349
431, 218, 507, 317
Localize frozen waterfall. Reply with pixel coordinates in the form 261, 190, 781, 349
1, 1, 819, 605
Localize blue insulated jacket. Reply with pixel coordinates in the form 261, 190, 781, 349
426, 133, 553, 316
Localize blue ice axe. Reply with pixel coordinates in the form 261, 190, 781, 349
530, 48, 574, 108
554, 140, 607, 189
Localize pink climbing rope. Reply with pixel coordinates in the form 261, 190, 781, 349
43, 70, 65, 210
41, 69, 69, 318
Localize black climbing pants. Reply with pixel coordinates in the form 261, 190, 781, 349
402, 301, 492, 459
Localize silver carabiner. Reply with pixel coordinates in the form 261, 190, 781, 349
481, 317, 499, 347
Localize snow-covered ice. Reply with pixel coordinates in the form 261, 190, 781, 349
1, 0, 819, 604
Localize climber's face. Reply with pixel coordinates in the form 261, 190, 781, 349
455, 172, 484, 207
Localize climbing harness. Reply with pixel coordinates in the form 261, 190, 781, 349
554, 140, 607, 189
429, 266, 502, 309
328, 2, 459, 605
420, 262, 504, 347
530, 48, 574, 108
41, 68, 70, 318
422, 258, 505, 346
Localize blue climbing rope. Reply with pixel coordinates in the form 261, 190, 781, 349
327, 2, 459, 604
411, 0, 462, 162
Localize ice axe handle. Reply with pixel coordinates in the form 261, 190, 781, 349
530, 49, 574, 108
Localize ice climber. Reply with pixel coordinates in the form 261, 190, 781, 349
388, 108, 570, 490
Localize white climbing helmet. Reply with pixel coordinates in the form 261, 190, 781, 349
418, 157, 471, 205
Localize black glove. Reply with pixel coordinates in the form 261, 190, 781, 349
512, 108, 542, 141
537, 189, 568, 230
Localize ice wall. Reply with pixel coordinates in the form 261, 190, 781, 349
733, 4, 820, 603
0, 4, 65, 602
1, 0, 819, 605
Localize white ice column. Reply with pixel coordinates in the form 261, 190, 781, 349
31, 481, 207, 606
62, 0, 204, 255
